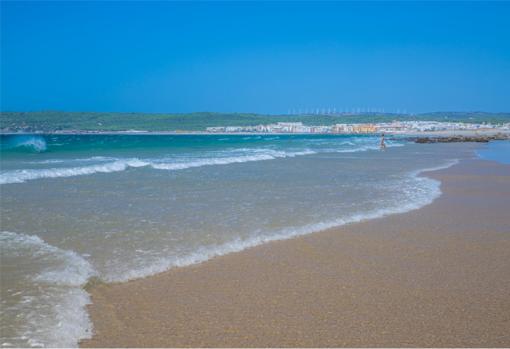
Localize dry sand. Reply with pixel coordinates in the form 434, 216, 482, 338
81, 158, 510, 347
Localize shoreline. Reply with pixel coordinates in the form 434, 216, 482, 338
81, 156, 510, 347
1, 129, 509, 136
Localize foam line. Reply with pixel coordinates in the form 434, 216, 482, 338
0, 232, 96, 348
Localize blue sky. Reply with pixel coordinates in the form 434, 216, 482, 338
1, 1, 509, 114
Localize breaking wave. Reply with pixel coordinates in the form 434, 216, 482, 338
0, 159, 149, 184
0, 231, 96, 348
150, 149, 315, 170
103, 158, 459, 282
0, 138, 406, 185
0, 157, 460, 347
0, 149, 316, 185
3, 135, 47, 153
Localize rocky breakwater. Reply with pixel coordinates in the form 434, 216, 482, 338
410, 133, 509, 144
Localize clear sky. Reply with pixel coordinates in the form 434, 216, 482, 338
1, 1, 509, 114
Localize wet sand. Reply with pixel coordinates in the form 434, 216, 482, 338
81, 158, 510, 347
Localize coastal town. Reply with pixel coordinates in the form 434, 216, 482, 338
2, 112, 510, 135
206, 120, 510, 134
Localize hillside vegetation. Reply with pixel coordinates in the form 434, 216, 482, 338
1, 111, 509, 132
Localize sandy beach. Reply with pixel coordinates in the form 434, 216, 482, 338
81, 157, 510, 347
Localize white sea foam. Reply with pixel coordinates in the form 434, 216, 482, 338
0, 156, 460, 347
319, 140, 403, 154
105, 159, 454, 283
1, 138, 408, 185
0, 231, 96, 348
5, 135, 47, 153
27, 156, 116, 165
150, 149, 315, 170
0, 150, 316, 185
3, 141, 404, 186
415, 158, 460, 174
0, 159, 149, 184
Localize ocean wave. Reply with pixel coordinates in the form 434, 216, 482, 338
27, 156, 116, 165
3, 135, 47, 153
0, 159, 149, 184
105, 160, 452, 283
0, 140, 405, 185
415, 158, 459, 175
0, 150, 316, 185
151, 150, 315, 170
0, 231, 96, 348
319, 140, 403, 153
0, 157, 459, 347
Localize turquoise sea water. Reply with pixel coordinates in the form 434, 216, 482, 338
476, 140, 510, 164
0, 134, 477, 347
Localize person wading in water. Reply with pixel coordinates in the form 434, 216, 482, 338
380, 133, 387, 151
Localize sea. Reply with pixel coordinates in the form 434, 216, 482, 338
0, 133, 499, 347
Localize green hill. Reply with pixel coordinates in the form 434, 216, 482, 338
1, 111, 509, 132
